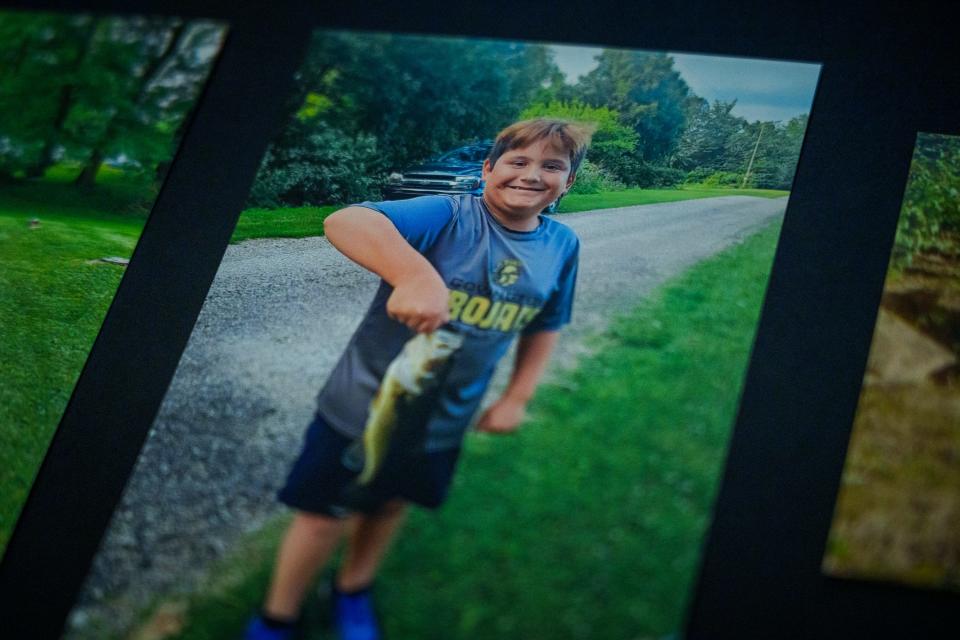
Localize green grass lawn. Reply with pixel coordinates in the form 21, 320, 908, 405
558, 185, 788, 213
143, 218, 783, 640
230, 206, 338, 243
229, 186, 788, 243
0, 177, 149, 553
9, 164, 158, 218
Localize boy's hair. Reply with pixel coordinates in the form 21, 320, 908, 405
487, 118, 595, 176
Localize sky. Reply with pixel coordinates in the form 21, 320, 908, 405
549, 44, 820, 123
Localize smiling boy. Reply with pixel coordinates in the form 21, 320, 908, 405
245, 119, 592, 640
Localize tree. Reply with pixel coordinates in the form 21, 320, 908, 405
0, 13, 97, 179
894, 133, 960, 264
504, 44, 567, 113
721, 115, 808, 189
250, 31, 564, 205
671, 99, 746, 172
770, 114, 808, 188
519, 99, 637, 173
248, 119, 382, 207
0, 13, 223, 186
575, 50, 692, 162
71, 18, 224, 187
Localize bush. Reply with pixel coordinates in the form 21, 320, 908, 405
747, 165, 789, 190
247, 121, 383, 208
684, 168, 714, 184
893, 133, 960, 265
569, 159, 626, 195
595, 151, 648, 186
643, 164, 686, 188
685, 169, 746, 187
593, 151, 684, 189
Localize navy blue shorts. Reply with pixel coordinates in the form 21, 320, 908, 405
278, 413, 461, 518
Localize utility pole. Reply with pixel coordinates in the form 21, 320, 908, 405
741, 123, 765, 188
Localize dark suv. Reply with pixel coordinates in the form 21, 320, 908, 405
383, 141, 562, 213
384, 142, 492, 200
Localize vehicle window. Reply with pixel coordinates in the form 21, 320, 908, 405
437, 147, 489, 163
469, 147, 489, 162
437, 149, 465, 162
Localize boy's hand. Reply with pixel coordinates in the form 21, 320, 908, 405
386, 269, 450, 334
476, 396, 526, 434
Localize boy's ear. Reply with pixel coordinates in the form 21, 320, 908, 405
564, 171, 576, 192
482, 159, 492, 179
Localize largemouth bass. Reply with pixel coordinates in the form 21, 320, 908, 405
355, 328, 464, 486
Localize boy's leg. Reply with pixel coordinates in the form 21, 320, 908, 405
336, 498, 409, 591
263, 510, 347, 619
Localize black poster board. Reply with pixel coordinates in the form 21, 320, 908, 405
0, 1, 957, 637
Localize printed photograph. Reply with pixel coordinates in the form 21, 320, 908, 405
65, 30, 818, 640
823, 132, 960, 591
0, 10, 225, 556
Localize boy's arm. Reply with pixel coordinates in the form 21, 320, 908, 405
476, 330, 560, 434
324, 206, 449, 333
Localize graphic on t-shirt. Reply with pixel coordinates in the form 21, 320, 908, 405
447, 289, 542, 332
355, 329, 464, 485
494, 259, 522, 286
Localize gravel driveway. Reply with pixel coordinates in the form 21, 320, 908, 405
67, 196, 786, 635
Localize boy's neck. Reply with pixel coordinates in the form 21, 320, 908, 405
481, 194, 541, 232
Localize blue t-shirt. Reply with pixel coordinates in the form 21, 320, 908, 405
315, 194, 579, 451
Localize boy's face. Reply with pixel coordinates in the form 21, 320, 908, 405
482, 139, 576, 229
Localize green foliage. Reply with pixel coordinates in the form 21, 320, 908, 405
587, 149, 646, 186
252, 31, 562, 206
0, 13, 90, 174
519, 99, 638, 171
771, 114, 809, 188
685, 169, 745, 187
673, 102, 807, 191
247, 120, 383, 207
893, 133, 960, 265
566, 159, 625, 195
637, 163, 686, 188
596, 155, 687, 188
0, 11, 223, 184
721, 116, 807, 190
249, 35, 808, 206
294, 92, 334, 121
672, 100, 743, 171
516, 98, 691, 189
575, 50, 692, 163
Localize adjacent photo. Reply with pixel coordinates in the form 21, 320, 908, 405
0, 10, 225, 556
823, 132, 960, 591
64, 29, 819, 640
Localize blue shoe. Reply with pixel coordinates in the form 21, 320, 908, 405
243, 615, 296, 640
333, 586, 381, 640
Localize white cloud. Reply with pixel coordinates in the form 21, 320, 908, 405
670, 52, 820, 121
549, 44, 602, 82
548, 45, 820, 123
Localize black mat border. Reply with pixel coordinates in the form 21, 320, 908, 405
0, 1, 956, 637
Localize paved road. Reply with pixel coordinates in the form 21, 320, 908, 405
68, 196, 786, 635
